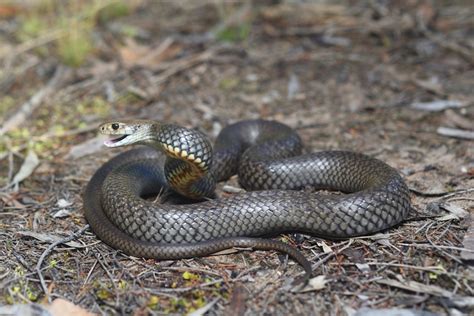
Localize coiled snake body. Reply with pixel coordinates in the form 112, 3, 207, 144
83, 119, 411, 278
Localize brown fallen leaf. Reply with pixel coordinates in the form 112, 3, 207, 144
436, 202, 469, 221
225, 282, 248, 316
119, 37, 182, 68
0, 299, 94, 316
48, 298, 95, 316
11, 150, 40, 188
376, 277, 452, 297
18, 231, 83, 248
294, 275, 327, 293
187, 298, 219, 316
0, 4, 20, 17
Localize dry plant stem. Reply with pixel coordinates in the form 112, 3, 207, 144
0, 29, 65, 61
94, 251, 121, 310
437, 188, 474, 201
35, 225, 89, 303
152, 48, 216, 86
418, 19, 474, 64
312, 239, 353, 270
424, 222, 463, 264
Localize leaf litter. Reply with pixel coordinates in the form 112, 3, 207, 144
0, 1, 473, 315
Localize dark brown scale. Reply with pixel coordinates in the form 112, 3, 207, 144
83, 119, 412, 280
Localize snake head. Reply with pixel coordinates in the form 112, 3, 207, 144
99, 120, 156, 147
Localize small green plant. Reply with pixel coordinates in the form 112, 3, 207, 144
16, 1, 133, 67
57, 19, 93, 67
217, 23, 251, 42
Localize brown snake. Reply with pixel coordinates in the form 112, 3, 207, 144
83, 119, 412, 279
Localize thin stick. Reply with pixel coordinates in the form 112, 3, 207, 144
35, 225, 89, 302
152, 49, 215, 86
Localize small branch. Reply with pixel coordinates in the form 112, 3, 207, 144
437, 127, 474, 140
151, 48, 216, 87
35, 225, 89, 302
418, 18, 474, 65
0, 29, 65, 60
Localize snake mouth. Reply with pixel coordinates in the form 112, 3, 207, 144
104, 134, 129, 147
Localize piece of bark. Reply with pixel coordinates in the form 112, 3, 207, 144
461, 216, 474, 261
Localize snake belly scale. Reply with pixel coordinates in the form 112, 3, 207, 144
83, 119, 412, 278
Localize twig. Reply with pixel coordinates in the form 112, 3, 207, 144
35, 225, 89, 302
437, 127, 474, 140
146, 268, 260, 294
0, 66, 67, 135
410, 187, 474, 198
0, 29, 65, 60
151, 48, 216, 86
424, 222, 462, 264
383, 65, 445, 96
398, 243, 474, 253
83, 259, 99, 287
437, 188, 474, 201
311, 239, 353, 271
94, 251, 121, 310
418, 19, 474, 64
343, 261, 459, 277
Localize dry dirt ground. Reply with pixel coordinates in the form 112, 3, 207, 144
0, 1, 473, 315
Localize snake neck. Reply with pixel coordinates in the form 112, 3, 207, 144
164, 157, 216, 199
155, 124, 214, 198
100, 120, 216, 199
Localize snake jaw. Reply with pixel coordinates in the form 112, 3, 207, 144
104, 134, 130, 147
99, 122, 135, 147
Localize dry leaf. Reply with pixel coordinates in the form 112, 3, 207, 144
437, 203, 469, 221
297, 275, 327, 293
12, 150, 40, 186
48, 299, 95, 316
187, 298, 219, 316
52, 209, 72, 218
18, 231, 83, 248
119, 38, 151, 67
119, 37, 181, 68
317, 241, 333, 253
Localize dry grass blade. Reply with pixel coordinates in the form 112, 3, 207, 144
376, 277, 453, 298
35, 225, 90, 303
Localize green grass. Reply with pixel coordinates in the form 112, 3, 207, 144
216, 23, 251, 42
16, 0, 134, 67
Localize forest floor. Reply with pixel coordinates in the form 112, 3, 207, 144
0, 1, 473, 315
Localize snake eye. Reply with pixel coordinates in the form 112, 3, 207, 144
111, 123, 119, 130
